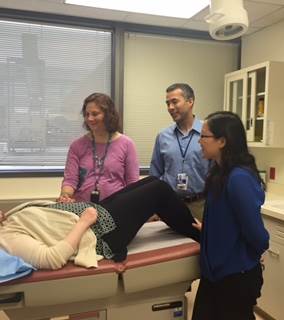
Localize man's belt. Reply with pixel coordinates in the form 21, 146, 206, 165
183, 192, 204, 203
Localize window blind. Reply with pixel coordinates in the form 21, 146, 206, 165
0, 19, 112, 170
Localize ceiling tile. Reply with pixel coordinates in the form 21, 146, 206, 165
244, 1, 282, 25
180, 19, 209, 31
123, 13, 187, 28
248, 0, 284, 5
1, 0, 284, 35
243, 26, 262, 35
251, 6, 284, 27
191, 6, 210, 20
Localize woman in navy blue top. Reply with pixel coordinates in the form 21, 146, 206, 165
191, 111, 269, 320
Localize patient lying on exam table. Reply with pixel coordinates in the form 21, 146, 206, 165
0, 176, 200, 270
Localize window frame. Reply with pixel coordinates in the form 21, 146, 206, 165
0, 10, 115, 175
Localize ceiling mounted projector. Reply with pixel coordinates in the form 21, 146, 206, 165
205, 0, 249, 40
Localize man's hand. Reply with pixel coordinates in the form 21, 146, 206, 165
192, 218, 202, 231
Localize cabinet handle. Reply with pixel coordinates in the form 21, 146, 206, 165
0, 292, 22, 305
250, 118, 253, 127
267, 248, 280, 258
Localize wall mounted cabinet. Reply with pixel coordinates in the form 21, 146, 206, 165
224, 61, 284, 147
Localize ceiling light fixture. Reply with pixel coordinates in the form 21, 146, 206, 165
205, 0, 249, 40
64, 0, 209, 19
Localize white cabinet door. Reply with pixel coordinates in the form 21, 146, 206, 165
224, 72, 250, 134
258, 216, 284, 319
225, 61, 284, 147
258, 241, 284, 320
224, 64, 267, 144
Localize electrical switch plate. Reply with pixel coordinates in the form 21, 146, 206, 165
269, 167, 276, 180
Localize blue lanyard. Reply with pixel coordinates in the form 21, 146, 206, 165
175, 129, 194, 161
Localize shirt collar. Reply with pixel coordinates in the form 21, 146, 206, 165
173, 116, 202, 136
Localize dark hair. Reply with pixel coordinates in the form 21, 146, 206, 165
81, 93, 120, 133
166, 83, 195, 101
204, 111, 264, 196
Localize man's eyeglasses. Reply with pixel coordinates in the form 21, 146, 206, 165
200, 134, 215, 139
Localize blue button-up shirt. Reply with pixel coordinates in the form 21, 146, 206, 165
150, 118, 209, 195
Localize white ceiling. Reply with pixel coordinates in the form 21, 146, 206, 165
1, 0, 284, 37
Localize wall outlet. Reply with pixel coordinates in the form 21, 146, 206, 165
259, 171, 267, 183
269, 167, 276, 180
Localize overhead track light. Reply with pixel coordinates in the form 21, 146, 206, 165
205, 0, 249, 40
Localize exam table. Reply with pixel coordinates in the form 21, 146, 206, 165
0, 221, 200, 320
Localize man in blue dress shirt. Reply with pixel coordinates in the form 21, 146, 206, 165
150, 83, 210, 220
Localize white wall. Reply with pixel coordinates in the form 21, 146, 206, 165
241, 20, 284, 195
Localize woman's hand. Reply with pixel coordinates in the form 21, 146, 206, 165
57, 187, 75, 203
192, 218, 202, 231
57, 193, 75, 203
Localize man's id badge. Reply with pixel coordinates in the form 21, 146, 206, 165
176, 173, 189, 191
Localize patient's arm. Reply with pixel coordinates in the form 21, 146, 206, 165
65, 207, 98, 250
0, 210, 5, 225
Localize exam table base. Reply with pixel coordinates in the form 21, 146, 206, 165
4, 282, 190, 320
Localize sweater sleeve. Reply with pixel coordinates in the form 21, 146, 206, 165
62, 141, 81, 189
124, 137, 139, 184
227, 169, 269, 255
5, 235, 75, 270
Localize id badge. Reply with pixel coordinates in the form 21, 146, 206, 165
176, 173, 189, 191
91, 190, 100, 203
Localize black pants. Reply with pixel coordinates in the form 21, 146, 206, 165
191, 263, 263, 320
100, 176, 200, 261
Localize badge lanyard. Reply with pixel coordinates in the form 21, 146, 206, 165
175, 129, 194, 172
92, 133, 112, 193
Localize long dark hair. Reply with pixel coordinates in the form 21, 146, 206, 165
204, 111, 264, 196
81, 93, 120, 133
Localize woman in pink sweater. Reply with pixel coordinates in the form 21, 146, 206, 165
58, 93, 139, 203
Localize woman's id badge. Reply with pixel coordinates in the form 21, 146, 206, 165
176, 173, 189, 191
91, 189, 100, 203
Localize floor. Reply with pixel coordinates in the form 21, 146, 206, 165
186, 280, 267, 320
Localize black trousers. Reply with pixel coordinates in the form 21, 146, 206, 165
191, 263, 264, 320
100, 176, 200, 261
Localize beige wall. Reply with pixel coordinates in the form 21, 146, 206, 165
0, 177, 62, 211
124, 33, 238, 166
241, 19, 284, 68
241, 20, 284, 195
